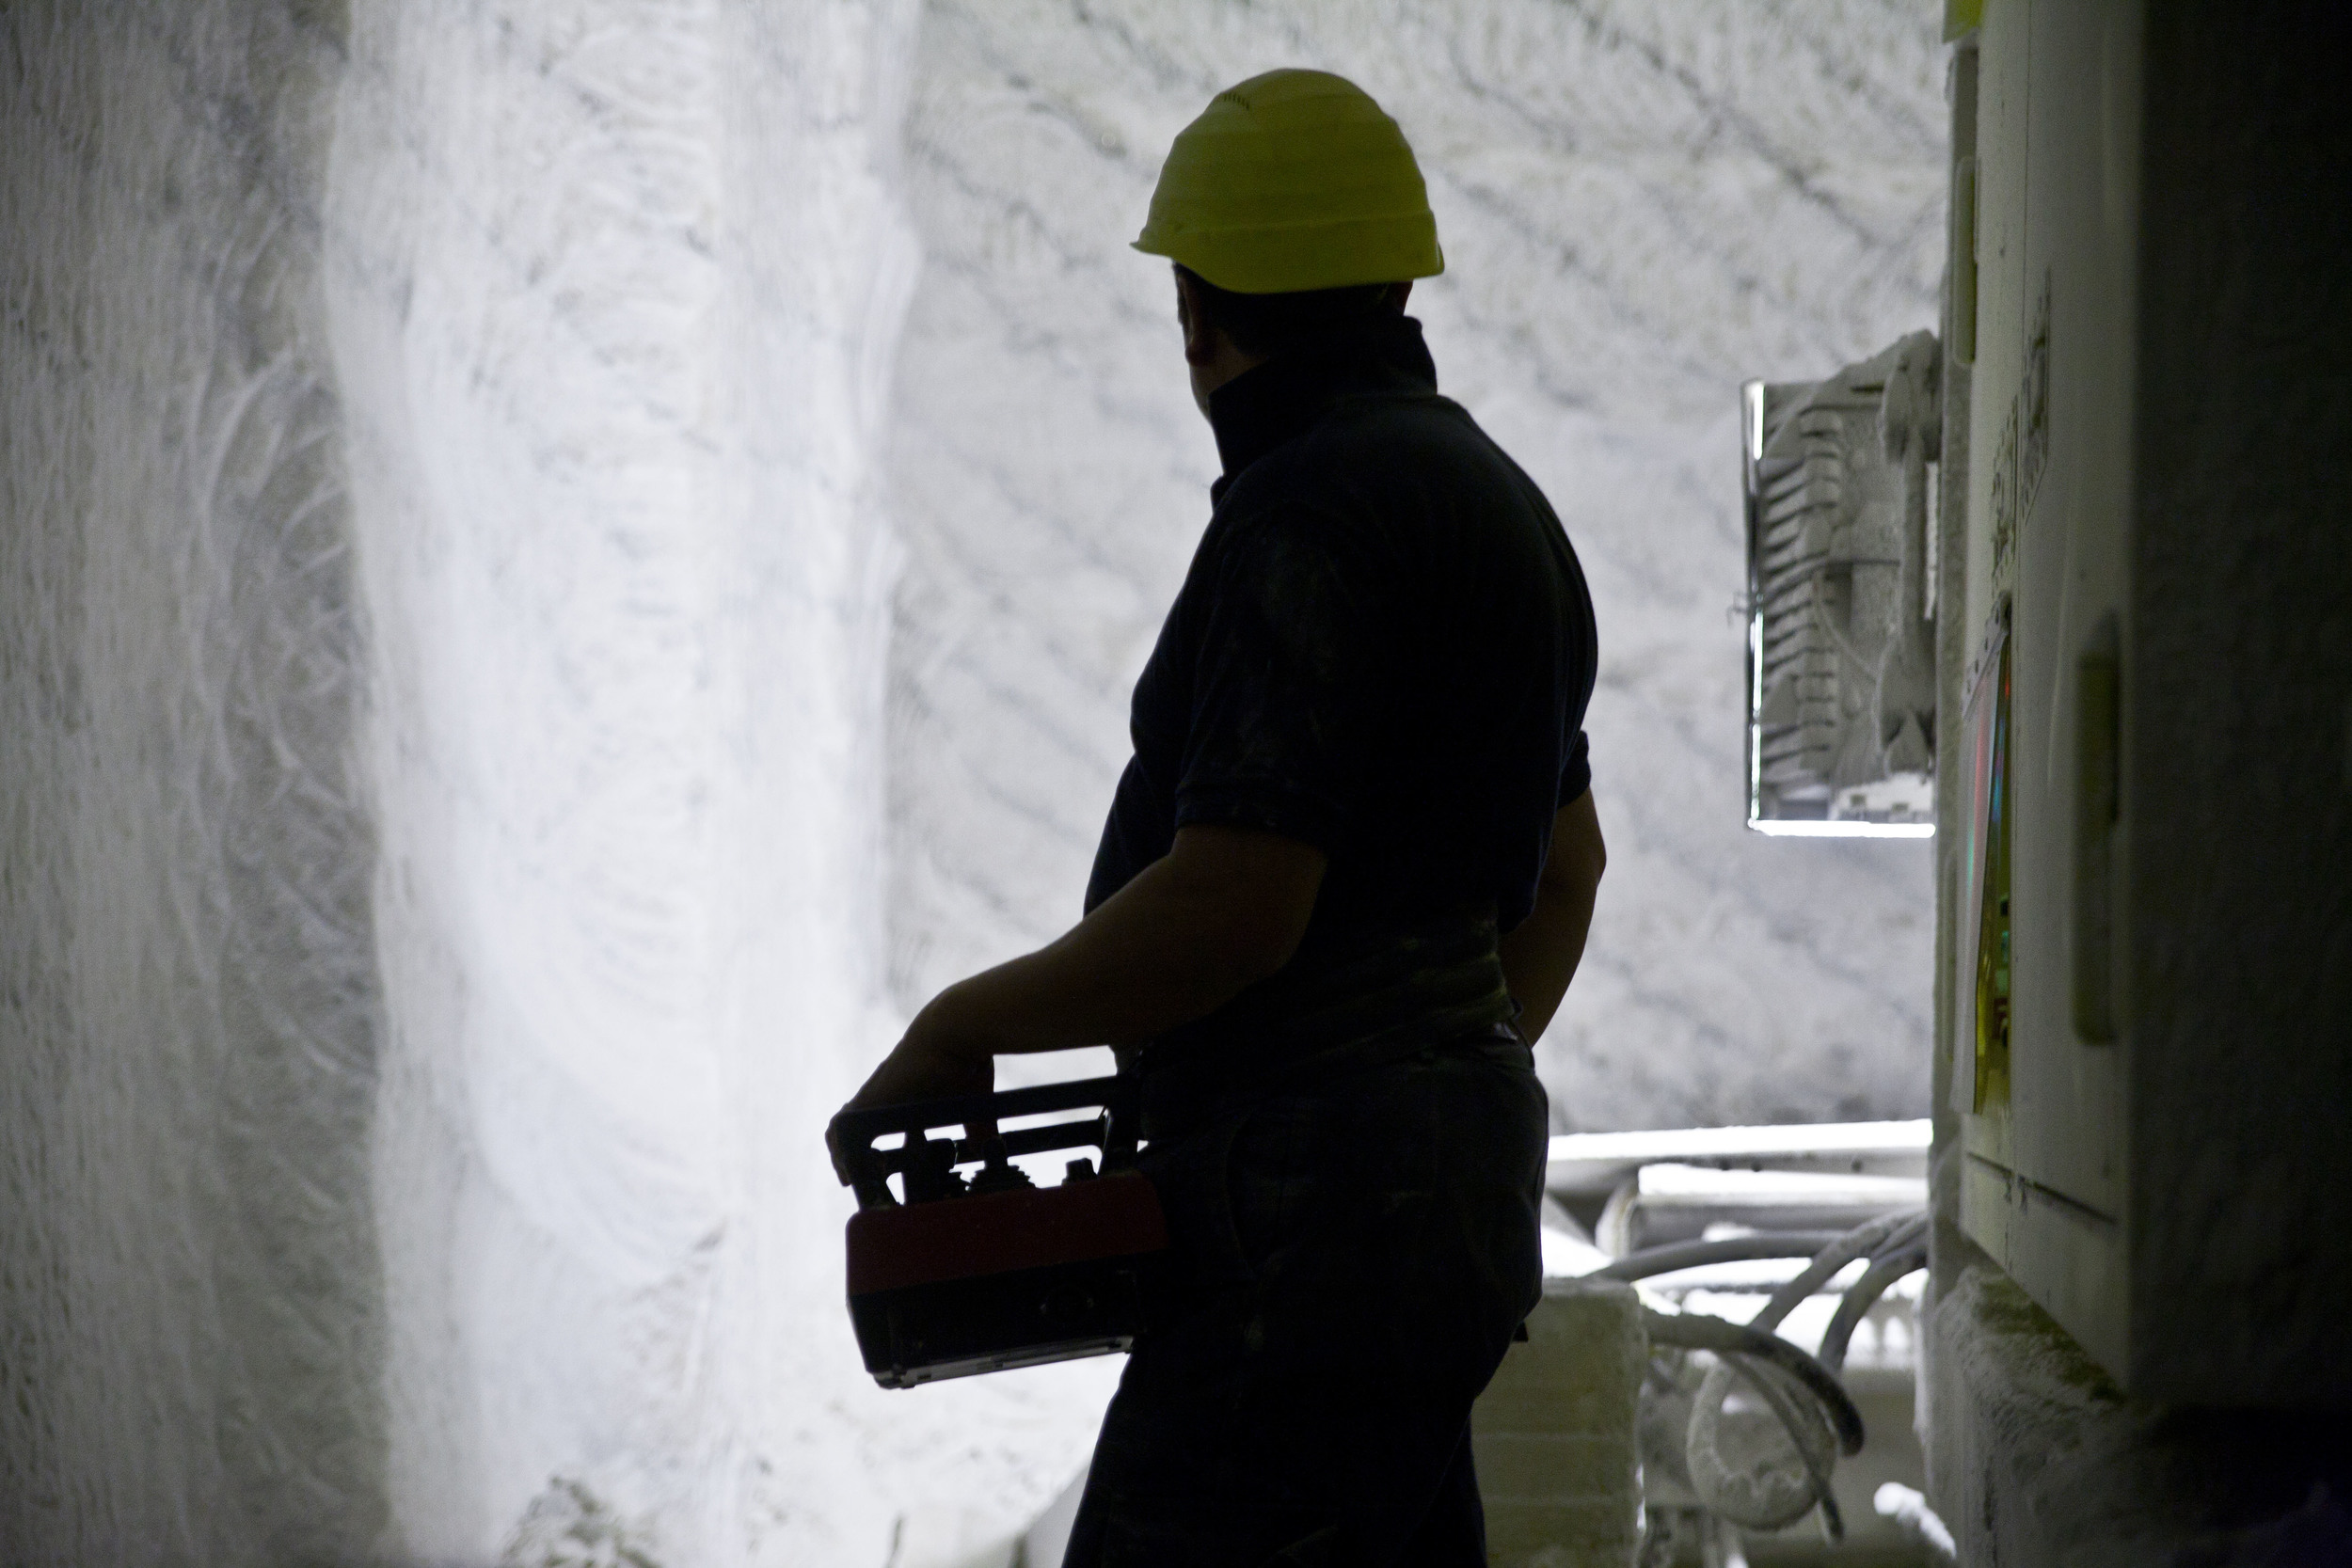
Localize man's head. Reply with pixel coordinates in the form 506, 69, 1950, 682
1172, 266, 1412, 411
1136, 70, 1440, 411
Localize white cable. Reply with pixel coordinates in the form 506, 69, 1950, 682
1679, 1211, 1922, 1532
1874, 1483, 1958, 1562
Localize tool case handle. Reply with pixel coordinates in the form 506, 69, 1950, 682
830, 1074, 1142, 1210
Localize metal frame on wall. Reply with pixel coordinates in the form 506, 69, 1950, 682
1741, 376, 1936, 839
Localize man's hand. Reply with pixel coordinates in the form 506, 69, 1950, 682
1499, 789, 1605, 1043
824, 824, 1327, 1182
826, 1013, 993, 1185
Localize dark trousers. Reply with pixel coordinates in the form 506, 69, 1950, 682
1061, 1030, 1549, 1568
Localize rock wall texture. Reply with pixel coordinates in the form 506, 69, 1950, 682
885, 0, 1947, 1130
6, 4, 1122, 1561
1927, 1262, 2352, 1567
1, 6, 389, 1561
326, 1, 915, 1557
3, 4, 1950, 1562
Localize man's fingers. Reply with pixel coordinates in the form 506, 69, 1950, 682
826, 1111, 864, 1187
826, 1038, 995, 1189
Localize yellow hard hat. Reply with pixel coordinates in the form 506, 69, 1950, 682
1134, 69, 1443, 295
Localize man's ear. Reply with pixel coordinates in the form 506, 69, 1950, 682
1175, 269, 1222, 368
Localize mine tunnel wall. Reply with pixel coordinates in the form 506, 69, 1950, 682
3, 5, 1955, 1560
3, 7, 390, 1560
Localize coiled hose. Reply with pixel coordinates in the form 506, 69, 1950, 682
1638, 1309, 1866, 1455
1677, 1210, 1928, 1534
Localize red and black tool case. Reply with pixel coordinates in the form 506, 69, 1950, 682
831, 1075, 1169, 1389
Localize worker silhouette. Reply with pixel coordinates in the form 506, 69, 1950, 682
833, 69, 1604, 1568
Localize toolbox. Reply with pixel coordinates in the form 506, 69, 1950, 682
831, 1075, 1169, 1389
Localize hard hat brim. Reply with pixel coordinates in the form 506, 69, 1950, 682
1133, 212, 1443, 295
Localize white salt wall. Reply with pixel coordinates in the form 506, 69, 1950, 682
2, 6, 389, 1561
7, 1, 1099, 1562
331, 3, 1118, 1562
326, 2, 1013, 1561
886, 0, 1947, 1130
5, 3, 1947, 1562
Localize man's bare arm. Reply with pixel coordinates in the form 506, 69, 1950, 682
833, 825, 1326, 1120
1499, 790, 1605, 1043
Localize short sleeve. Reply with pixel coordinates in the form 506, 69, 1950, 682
1557, 729, 1592, 808
1171, 514, 1379, 851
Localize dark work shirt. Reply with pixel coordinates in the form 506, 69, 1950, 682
1085, 314, 1597, 1098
